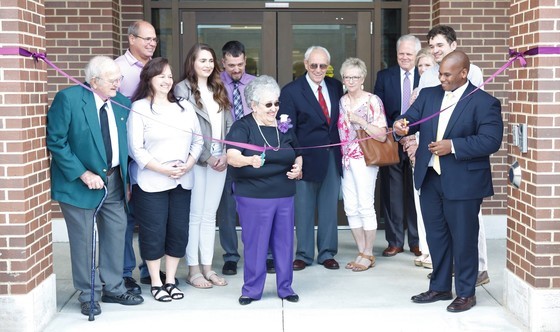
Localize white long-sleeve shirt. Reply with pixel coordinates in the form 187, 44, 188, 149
128, 98, 203, 192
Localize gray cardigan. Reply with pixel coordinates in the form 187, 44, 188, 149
174, 79, 233, 166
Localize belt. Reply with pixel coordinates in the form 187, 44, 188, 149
106, 166, 119, 177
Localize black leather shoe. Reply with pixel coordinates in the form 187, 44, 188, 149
80, 301, 101, 316
411, 290, 453, 303
222, 261, 237, 276
140, 271, 179, 286
238, 296, 255, 305
321, 258, 340, 270
283, 294, 299, 303
447, 296, 476, 312
123, 277, 141, 295
102, 291, 144, 305
266, 259, 276, 274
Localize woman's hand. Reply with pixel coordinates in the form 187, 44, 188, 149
248, 155, 262, 168
286, 163, 302, 180
347, 112, 366, 127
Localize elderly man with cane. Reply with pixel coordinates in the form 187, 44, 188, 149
47, 55, 144, 317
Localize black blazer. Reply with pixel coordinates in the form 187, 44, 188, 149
374, 65, 420, 127
279, 75, 343, 182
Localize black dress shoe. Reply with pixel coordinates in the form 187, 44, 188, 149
238, 296, 255, 305
222, 261, 237, 276
102, 291, 144, 305
140, 271, 179, 286
266, 259, 276, 274
283, 294, 299, 303
321, 258, 340, 270
293, 259, 307, 271
80, 301, 101, 316
411, 290, 453, 303
447, 296, 476, 312
123, 277, 141, 295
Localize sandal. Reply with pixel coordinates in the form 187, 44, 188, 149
150, 286, 172, 302
164, 283, 184, 300
352, 254, 376, 272
204, 271, 228, 286
346, 253, 362, 269
186, 273, 212, 289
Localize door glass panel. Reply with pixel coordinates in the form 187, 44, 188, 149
197, 25, 262, 76
290, 24, 356, 81
381, 8, 402, 69
152, 9, 173, 63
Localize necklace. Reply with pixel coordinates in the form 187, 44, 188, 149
255, 118, 280, 152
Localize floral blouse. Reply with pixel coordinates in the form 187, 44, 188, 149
337, 93, 387, 169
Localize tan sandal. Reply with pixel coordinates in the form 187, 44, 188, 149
345, 253, 362, 269
352, 254, 375, 272
186, 273, 212, 289
204, 271, 228, 286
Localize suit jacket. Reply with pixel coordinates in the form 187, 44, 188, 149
47, 84, 130, 209
174, 79, 234, 166
374, 65, 420, 127
396, 83, 503, 200
279, 75, 343, 182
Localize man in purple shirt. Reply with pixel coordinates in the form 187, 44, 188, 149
114, 20, 157, 294
218, 41, 256, 276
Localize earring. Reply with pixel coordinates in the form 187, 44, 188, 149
361, 84, 364, 90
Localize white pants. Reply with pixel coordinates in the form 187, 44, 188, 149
413, 173, 430, 255
341, 158, 378, 230
186, 164, 227, 266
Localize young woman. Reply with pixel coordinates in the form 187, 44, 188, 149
174, 43, 233, 288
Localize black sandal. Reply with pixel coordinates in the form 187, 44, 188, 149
151, 286, 172, 302
164, 283, 184, 300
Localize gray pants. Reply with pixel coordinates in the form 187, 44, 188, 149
60, 172, 127, 303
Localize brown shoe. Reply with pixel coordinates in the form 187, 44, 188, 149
410, 246, 422, 257
447, 296, 476, 312
321, 258, 340, 270
293, 259, 307, 271
382, 246, 404, 257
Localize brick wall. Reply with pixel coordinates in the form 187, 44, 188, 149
408, 0, 510, 216
0, 0, 51, 295
44, 0, 144, 218
508, 0, 560, 288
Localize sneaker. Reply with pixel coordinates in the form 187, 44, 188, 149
80, 301, 101, 316
101, 291, 144, 305
222, 261, 237, 276
476, 270, 490, 287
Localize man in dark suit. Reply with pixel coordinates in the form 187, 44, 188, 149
394, 51, 503, 312
374, 34, 422, 257
47, 56, 144, 316
280, 46, 343, 270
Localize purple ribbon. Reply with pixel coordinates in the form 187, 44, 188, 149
2, 45, 560, 151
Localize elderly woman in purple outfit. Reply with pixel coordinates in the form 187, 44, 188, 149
225, 75, 302, 305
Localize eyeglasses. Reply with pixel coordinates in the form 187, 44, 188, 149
97, 75, 124, 86
134, 35, 159, 44
308, 63, 329, 70
343, 76, 363, 82
259, 101, 280, 108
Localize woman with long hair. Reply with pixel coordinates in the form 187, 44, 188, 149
174, 43, 233, 288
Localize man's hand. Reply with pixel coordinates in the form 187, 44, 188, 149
80, 170, 105, 190
393, 118, 409, 136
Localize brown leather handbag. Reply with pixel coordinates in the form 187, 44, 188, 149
356, 98, 399, 167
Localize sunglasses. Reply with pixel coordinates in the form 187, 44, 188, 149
308, 63, 328, 70
259, 101, 280, 108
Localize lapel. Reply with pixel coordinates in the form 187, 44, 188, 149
81, 88, 106, 164
431, 88, 446, 140
111, 100, 128, 157
390, 68, 401, 105
300, 78, 329, 126
443, 83, 475, 138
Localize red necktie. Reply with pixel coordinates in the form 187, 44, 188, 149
318, 85, 330, 124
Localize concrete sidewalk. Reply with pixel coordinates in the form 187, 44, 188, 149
46, 230, 527, 332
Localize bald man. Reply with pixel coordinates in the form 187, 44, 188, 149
393, 51, 503, 312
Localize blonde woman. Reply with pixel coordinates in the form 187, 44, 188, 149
337, 58, 387, 272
